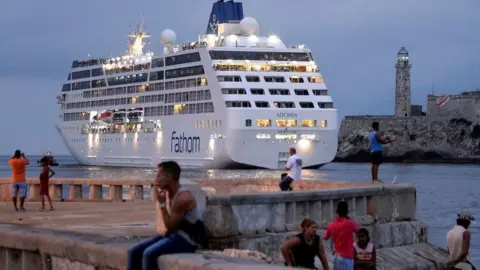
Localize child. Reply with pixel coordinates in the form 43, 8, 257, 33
39, 157, 55, 211
354, 228, 376, 270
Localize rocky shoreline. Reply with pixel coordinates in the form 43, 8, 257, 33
336, 116, 480, 164
334, 150, 480, 163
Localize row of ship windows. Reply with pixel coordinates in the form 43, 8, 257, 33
71, 51, 314, 70
64, 90, 212, 110
64, 112, 90, 121
62, 65, 205, 92
144, 102, 215, 116
245, 119, 328, 128
217, 75, 323, 83
213, 62, 320, 72
222, 88, 328, 96
63, 70, 320, 93
226, 101, 335, 109
80, 78, 208, 99
70, 52, 200, 69
212, 64, 319, 73
62, 102, 216, 122
208, 51, 313, 62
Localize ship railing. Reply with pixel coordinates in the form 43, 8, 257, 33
72, 58, 110, 68
212, 64, 318, 73
172, 42, 208, 53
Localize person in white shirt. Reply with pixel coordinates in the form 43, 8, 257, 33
279, 148, 302, 191
446, 211, 476, 270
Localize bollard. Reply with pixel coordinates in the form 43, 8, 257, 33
89, 185, 102, 200
28, 184, 40, 201
49, 184, 63, 201
109, 185, 123, 201
129, 185, 144, 200
68, 184, 83, 200
150, 185, 155, 201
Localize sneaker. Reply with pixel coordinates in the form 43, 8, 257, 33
19, 207, 26, 212
14, 207, 19, 212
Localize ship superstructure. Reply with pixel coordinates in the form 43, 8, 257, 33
56, 0, 338, 169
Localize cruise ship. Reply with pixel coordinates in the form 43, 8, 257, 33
56, 0, 338, 169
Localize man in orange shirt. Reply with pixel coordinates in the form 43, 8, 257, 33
8, 150, 30, 211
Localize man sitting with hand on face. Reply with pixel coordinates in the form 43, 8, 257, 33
127, 161, 206, 270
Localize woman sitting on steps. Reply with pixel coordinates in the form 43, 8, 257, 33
280, 218, 330, 270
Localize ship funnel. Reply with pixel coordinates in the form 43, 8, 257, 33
206, 0, 244, 35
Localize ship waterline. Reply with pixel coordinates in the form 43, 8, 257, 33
56, 0, 337, 169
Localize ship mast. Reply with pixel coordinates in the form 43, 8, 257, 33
127, 15, 151, 56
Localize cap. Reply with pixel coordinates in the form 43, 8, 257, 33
457, 211, 475, 223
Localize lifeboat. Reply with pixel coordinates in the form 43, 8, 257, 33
99, 110, 113, 123
112, 109, 128, 124
128, 108, 144, 124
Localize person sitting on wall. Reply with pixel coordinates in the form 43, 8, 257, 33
127, 161, 206, 270
280, 218, 330, 270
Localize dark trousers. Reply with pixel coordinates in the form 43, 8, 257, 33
127, 233, 196, 270
280, 176, 294, 191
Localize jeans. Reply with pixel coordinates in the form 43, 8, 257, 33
12, 181, 27, 197
333, 255, 354, 270
127, 233, 197, 270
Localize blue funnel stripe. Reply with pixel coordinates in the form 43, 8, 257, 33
206, 0, 244, 35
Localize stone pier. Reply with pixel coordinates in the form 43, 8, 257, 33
0, 178, 449, 270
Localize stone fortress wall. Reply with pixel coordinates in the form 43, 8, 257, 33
426, 91, 480, 119
336, 47, 480, 162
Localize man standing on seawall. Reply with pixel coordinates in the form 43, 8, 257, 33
368, 122, 392, 182
8, 150, 30, 212
280, 147, 302, 191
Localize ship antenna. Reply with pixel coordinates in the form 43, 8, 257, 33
127, 14, 151, 56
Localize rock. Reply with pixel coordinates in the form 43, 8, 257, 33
215, 249, 276, 264
336, 116, 480, 162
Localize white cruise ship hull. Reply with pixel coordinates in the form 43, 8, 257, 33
58, 110, 337, 169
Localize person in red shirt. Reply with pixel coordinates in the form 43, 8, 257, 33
324, 201, 359, 270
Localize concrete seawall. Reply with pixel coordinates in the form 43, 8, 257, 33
0, 178, 449, 269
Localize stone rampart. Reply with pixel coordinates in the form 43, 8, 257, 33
0, 178, 449, 269
337, 115, 480, 161
198, 183, 421, 259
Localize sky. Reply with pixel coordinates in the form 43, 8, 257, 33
1, 0, 480, 155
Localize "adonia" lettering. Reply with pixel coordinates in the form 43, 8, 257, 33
276, 112, 297, 118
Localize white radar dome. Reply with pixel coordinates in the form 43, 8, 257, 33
240, 17, 259, 35
160, 29, 176, 45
